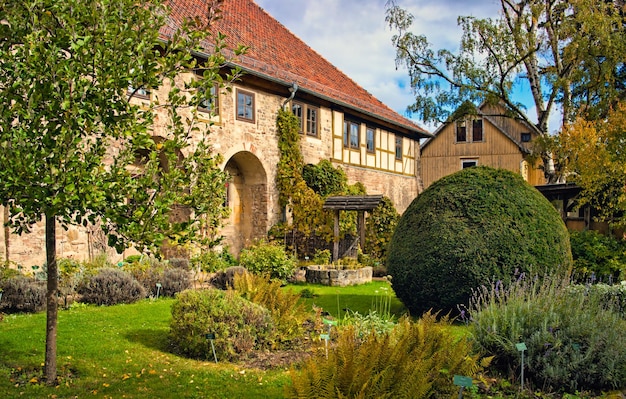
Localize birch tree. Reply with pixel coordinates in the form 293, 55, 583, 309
386, 0, 626, 182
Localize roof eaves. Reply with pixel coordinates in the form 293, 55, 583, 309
233, 63, 432, 139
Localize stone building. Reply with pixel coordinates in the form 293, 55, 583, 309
0, 0, 431, 266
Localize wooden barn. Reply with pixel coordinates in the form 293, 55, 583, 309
419, 102, 546, 189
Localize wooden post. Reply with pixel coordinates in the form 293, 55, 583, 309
333, 209, 340, 261
357, 211, 365, 251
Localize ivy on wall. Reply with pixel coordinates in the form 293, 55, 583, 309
274, 109, 397, 261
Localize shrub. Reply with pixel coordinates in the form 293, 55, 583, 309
286, 313, 485, 398
210, 266, 247, 290
191, 247, 236, 273
160, 268, 191, 297
122, 257, 166, 297
58, 258, 84, 308
311, 249, 331, 265
387, 166, 572, 316
239, 240, 297, 281
364, 196, 399, 262
0, 263, 20, 282
169, 289, 273, 361
0, 276, 46, 313
234, 272, 309, 348
302, 160, 347, 197
168, 258, 190, 270
471, 276, 626, 393
569, 229, 626, 283
78, 268, 146, 306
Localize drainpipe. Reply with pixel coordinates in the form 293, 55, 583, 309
281, 82, 298, 110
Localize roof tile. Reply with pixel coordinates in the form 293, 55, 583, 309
164, 0, 429, 137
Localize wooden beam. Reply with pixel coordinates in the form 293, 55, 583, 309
333, 209, 340, 262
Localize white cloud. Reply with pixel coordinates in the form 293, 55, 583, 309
255, 0, 548, 132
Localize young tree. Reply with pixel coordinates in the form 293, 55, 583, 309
559, 103, 626, 228
0, 0, 242, 383
386, 0, 626, 182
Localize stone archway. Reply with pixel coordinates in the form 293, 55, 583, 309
222, 151, 268, 255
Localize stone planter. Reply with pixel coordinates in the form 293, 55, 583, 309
305, 265, 373, 287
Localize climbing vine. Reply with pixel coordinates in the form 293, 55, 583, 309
274, 109, 397, 262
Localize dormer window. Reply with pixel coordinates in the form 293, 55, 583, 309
521, 132, 531, 142
472, 119, 483, 142
456, 118, 483, 143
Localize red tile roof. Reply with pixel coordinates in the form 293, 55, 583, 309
163, 0, 430, 137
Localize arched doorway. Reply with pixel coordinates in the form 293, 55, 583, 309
222, 151, 268, 255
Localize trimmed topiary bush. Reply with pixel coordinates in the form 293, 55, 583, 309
78, 268, 146, 306
387, 166, 572, 316
169, 289, 273, 361
0, 276, 46, 313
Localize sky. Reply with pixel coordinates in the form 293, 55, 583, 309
255, 0, 558, 133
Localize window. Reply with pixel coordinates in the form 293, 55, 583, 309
343, 120, 360, 149
457, 118, 485, 143
472, 119, 483, 142
198, 84, 219, 115
305, 106, 319, 136
366, 127, 375, 153
236, 89, 255, 122
395, 137, 403, 160
456, 121, 467, 142
521, 132, 531, 142
462, 159, 478, 169
292, 102, 319, 137
292, 102, 303, 129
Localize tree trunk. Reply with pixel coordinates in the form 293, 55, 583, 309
3, 206, 9, 262
44, 214, 58, 385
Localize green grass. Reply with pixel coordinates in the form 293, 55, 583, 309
285, 280, 406, 319
0, 299, 288, 398
0, 281, 406, 398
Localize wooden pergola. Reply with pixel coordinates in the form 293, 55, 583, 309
322, 194, 383, 261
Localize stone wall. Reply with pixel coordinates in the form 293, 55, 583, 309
305, 265, 373, 287
1, 72, 423, 266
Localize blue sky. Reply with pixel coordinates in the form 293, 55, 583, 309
255, 0, 560, 133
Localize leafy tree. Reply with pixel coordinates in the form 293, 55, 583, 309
0, 0, 243, 383
386, 0, 626, 182
559, 103, 626, 229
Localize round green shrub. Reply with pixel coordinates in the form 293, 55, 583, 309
387, 166, 572, 316
169, 289, 273, 361
78, 268, 146, 306
238, 240, 297, 281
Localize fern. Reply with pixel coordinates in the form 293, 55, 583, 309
286, 312, 485, 398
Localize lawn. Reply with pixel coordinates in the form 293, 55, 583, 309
0, 299, 288, 398
285, 280, 406, 319
0, 281, 405, 398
